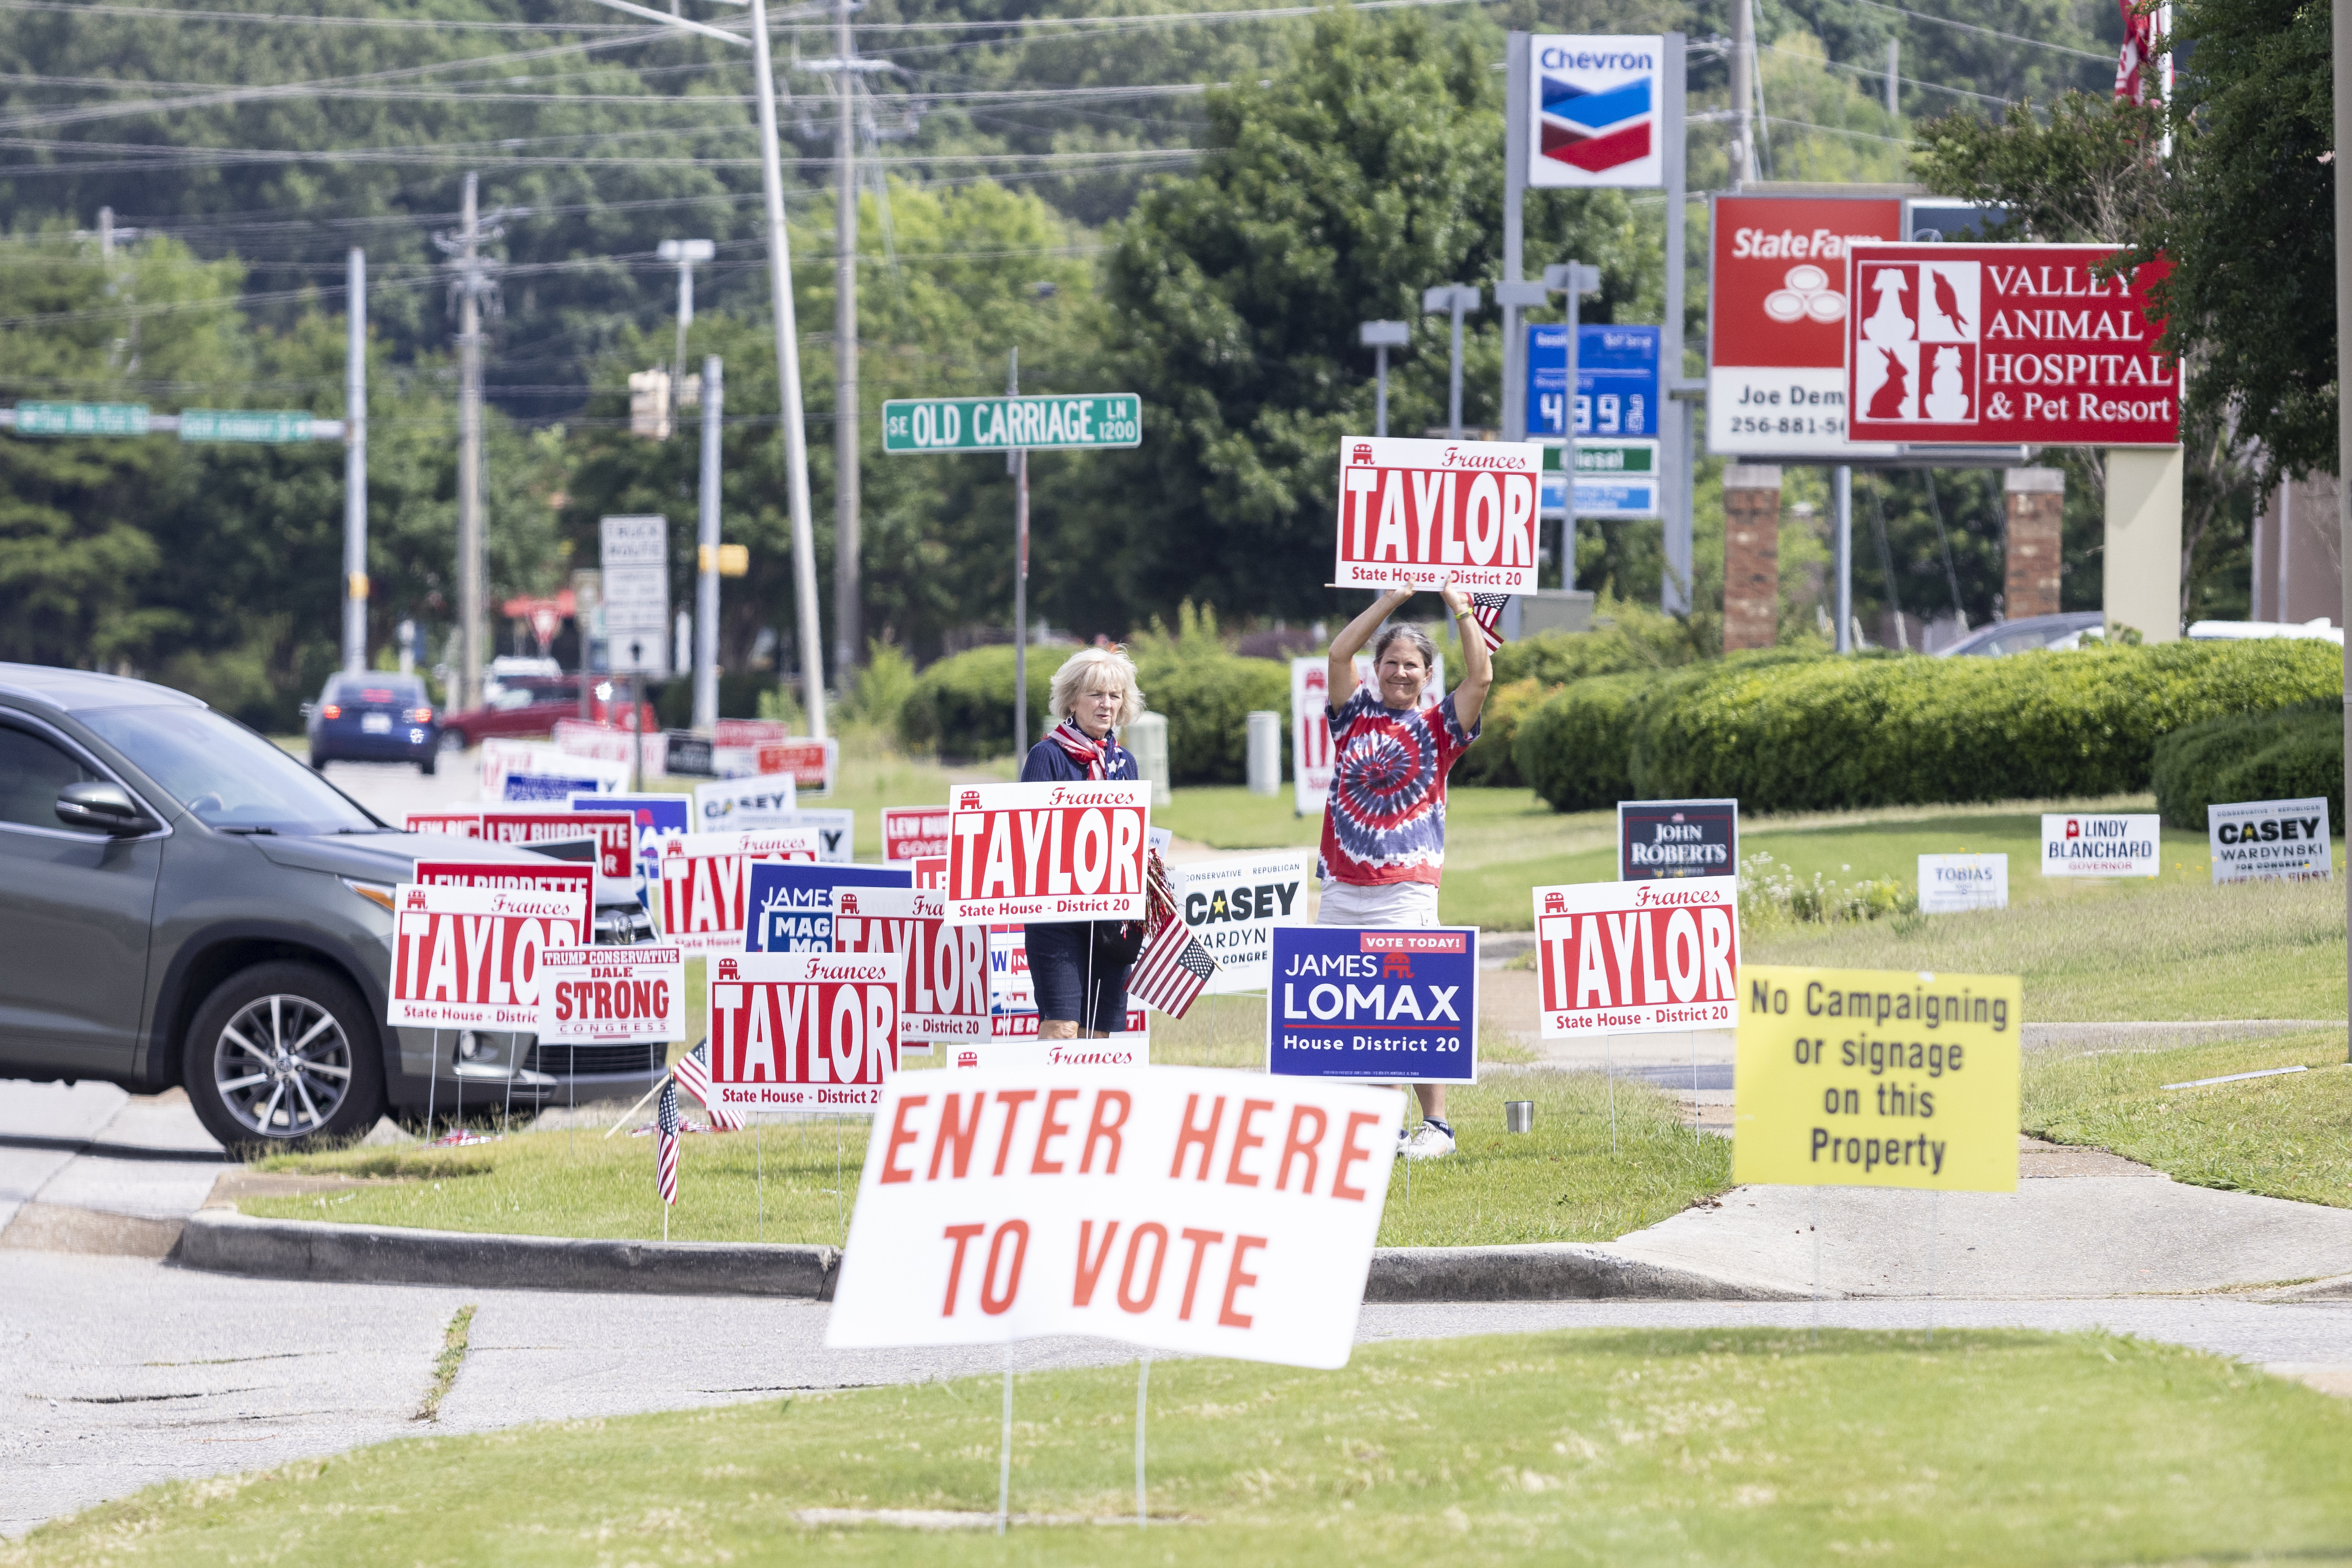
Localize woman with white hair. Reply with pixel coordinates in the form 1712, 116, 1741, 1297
1319, 579, 1492, 1160
1019, 645, 1147, 1041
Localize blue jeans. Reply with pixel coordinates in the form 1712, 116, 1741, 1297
1024, 923, 1131, 1033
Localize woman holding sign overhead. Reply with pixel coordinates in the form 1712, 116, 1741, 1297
1318, 580, 1491, 1160
1019, 646, 1147, 1040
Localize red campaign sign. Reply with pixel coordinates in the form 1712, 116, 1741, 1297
754, 737, 838, 792
947, 780, 1151, 924
478, 809, 635, 882
1846, 243, 2179, 446
832, 886, 990, 1041
534, 944, 685, 1045
389, 881, 592, 1029
412, 858, 594, 904
705, 949, 908, 1112
911, 855, 947, 890
656, 829, 820, 955
1710, 195, 1904, 370
713, 718, 789, 749
882, 806, 952, 863
1329, 435, 1541, 594
405, 809, 483, 838
1531, 876, 1741, 1036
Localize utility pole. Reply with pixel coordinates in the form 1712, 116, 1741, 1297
343, 247, 368, 674
453, 174, 487, 711
1422, 284, 1480, 438
658, 238, 713, 395
1731, 0, 1755, 186
1360, 321, 1408, 438
1660, 35, 1694, 618
1885, 38, 1900, 117
2332, 0, 2350, 1064
831, 0, 863, 681
1009, 347, 1029, 760
696, 355, 724, 730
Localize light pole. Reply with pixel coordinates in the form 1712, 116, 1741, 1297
1421, 284, 1480, 439
576, 0, 827, 738
657, 237, 712, 395
695, 355, 724, 729
342, 247, 368, 674
1359, 320, 1408, 439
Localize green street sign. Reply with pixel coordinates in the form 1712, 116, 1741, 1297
881, 393, 1142, 454
14, 402, 150, 437
180, 408, 313, 444
1539, 439, 1659, 476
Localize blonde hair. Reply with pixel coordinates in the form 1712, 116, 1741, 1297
1049, 645, 1145, 730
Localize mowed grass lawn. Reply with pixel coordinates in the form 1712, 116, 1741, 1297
12, 1329, 2352, 1568
247, 1065, 1729, 1249
2023, 1030, 2352, 1207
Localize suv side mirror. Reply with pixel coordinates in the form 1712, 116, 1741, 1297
57, 781, 158, 837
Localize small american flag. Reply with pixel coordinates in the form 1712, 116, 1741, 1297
1127, 851, 1218, 1018
669, 1038, 743, 1131
654, 1080, 681, 1207
1468, 593, 1510, 654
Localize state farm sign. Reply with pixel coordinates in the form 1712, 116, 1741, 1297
1846, 243, 2179, 446
1330, 436, 1540, 593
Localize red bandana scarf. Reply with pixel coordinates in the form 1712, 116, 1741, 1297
1049, 718, 1122, 779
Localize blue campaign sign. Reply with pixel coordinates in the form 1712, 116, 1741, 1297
745, 862, 913, 952
1526, 324, 1660, 439
574, 792, 690, 887
1266, 926, 1480, 1084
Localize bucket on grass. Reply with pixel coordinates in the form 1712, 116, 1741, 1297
1504, 1101, 1535, 1134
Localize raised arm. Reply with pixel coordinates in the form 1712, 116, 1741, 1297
1327, 588, 1415, 708
1438, 580, 1494, 731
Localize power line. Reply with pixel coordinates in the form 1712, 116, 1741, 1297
835, 0, 1492, 33
0, 0, 820, 30
1758, 43, 2014, 107
1841, 0, 2113, 64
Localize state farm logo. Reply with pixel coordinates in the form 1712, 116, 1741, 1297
1763, 264, 1846, 326
1539, 64, 1653, 173
1856, 260, 1980, 423
959, 790, 981, 810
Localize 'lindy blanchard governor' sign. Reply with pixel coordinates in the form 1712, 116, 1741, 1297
2041, 813, 2160, 879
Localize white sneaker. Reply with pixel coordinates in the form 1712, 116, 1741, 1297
1402, 1123, 1455, 1161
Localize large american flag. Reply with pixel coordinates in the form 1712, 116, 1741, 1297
654, 1080, 680, 1207
669, 1038, 743, 1131
1127, 850, 1218, 1018
1468, 593, 1510, 654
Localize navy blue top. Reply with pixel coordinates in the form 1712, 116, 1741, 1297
1019, 734, 1139, 784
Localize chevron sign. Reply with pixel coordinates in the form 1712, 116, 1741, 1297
1529, 36, 1664, 189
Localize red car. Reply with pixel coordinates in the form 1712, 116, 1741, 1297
435, 678, 658, 756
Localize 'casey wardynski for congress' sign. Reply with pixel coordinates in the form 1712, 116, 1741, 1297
1169, 850, 1316, 993
881, 394, 1142, 453
1532, 876, 1740, 1036
825, 1066, 1403, 1368
1734, 965, 2022, 1192
2208, 797, 2334, 884
1330, 436, 1542, 593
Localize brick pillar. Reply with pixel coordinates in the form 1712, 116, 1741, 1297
1721, 465, 1782, 650
2003, 467, 2065, 620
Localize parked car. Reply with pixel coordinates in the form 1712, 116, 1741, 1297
0, 663, 659, 1156
435, 677, 657, 756
303, 672, 439, 773
1934, 612, 2107, 658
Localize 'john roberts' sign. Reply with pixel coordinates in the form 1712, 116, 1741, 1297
1619, 798, 1739, 881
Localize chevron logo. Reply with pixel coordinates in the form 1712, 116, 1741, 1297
1539, 75, 1653, 172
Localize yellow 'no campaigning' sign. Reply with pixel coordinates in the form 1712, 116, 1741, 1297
1733, 965, 2022, 1193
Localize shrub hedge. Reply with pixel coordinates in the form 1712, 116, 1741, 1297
2151, 699, 2345, 833
1516, 640, 2342, 815
897, 645, 1055, 760
1452, 677, 1550, 788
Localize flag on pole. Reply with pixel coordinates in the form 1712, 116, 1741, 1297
2114, 0, 2156, 103
1127, 848, 1218, 1018
669, 1037, 743, 1131
1468, 592, 1510, 654
654, 1080, 680, 1207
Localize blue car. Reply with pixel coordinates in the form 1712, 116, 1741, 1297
303, 674, 440, 773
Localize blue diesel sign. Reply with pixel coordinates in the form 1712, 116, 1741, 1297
1527, 323, 1660, 438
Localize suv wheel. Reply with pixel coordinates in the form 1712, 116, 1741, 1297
184, 962, 386, 1157
438, 728, 469, 755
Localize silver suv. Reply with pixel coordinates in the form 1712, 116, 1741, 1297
0, 663, 659, 1156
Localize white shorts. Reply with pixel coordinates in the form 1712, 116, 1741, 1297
1317, 878, 1440, 928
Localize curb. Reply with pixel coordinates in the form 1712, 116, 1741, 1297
176, 1210, 1800, 1304
176, 1210, 839, 1299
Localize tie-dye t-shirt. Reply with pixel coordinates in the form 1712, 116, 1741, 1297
1317, 686, 1479, 887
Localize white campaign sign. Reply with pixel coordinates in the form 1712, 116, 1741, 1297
692, 773, 798, 828
831, 885, 990, 1044
1532, 877, 1740, 1035
1918, 853, 2009, 913
955, 926, 1149, 1069
2041, 813, 2162, 878
2209, 798, 2334, 883
657, 830, 821, 954
947, 780, 1150, 924
534, 945, 686, 1045
1330, 436, 1541, 593
1171, 851, 1316, 992
388, 882, 591, 1030
705, 949, 907, 1113
1289, 655, 1442, 815
824, 1066, 1403, 1368
482, 740, 628, 800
